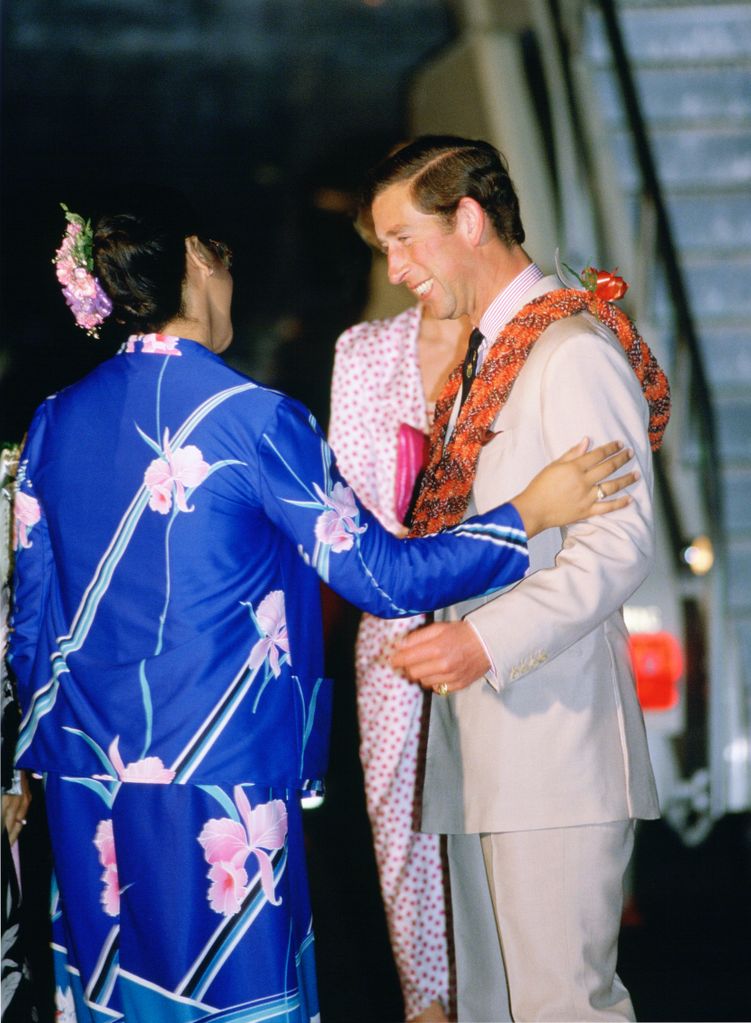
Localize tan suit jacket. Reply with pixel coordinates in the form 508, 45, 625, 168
422, 275, 660, 835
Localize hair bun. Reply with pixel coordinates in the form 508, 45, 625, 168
92, 191, 201, 333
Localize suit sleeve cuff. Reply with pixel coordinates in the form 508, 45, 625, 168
465, 618, 500, 692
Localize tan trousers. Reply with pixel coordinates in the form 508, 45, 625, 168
448, 821, 636, 1022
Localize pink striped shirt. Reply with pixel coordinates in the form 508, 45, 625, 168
445, 263, 544, 441
477, 261, 544, 370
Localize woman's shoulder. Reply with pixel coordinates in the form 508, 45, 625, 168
332, 308, 421, 405
224, 376, 322, 439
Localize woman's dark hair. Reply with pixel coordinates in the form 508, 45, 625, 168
358, 135, 525, 247
93, 188, 204, 333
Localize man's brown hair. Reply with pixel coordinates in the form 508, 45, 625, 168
359, 135, 525, 247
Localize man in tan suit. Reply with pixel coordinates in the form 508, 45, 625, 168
365, 136, 663, 1021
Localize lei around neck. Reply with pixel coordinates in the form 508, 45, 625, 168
408, 287, 671, 538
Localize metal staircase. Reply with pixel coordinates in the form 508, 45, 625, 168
579, 0, 751, 830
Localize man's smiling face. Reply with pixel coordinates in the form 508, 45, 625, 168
371, 179, 473, 322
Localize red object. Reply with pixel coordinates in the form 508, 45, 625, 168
588, 267, 628, 302
628, 631, 683, 711
394, 422, 429, 525
580, 266, 629, 301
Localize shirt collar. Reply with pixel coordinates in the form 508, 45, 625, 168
478, 263, 544, 344
124, 332, 183, 356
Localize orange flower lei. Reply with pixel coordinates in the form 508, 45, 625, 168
408, 288, 671, 538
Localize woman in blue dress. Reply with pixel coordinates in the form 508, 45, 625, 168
9, 193, 633, 1023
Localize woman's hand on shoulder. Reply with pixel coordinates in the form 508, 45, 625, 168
512, 438, 637, 538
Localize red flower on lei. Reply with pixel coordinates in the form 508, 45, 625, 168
580, 266, 629, 302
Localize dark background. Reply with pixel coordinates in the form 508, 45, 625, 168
1, 0, 455, 439
3, 3, 750, 1022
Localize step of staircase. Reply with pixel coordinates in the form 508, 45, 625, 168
728, 537, 751, 613
723, 466, 751, 535
667, 192, 751, 254
594, 64, 751, 126
649, 253, 751, 325
697, 324, 751, 390
607, 125, 751, 190
585, 3, 751, 66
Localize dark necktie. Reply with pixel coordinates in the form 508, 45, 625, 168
460, 327, 484, 406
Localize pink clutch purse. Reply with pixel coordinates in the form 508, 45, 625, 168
394, 422, 430, 525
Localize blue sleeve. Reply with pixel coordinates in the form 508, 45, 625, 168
8, 406, 51, 709
258, 398, 529, 617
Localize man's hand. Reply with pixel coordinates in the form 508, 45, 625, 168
391, 621, 490, 693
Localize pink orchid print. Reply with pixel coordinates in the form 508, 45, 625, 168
144, 428, 210, 515
107, 736, 175, 783
247, 590, 290, 678
205, 860, 250, 917
313, 481, 366, 553
197, 787, 288, 917
13, 490, 41, 549
93, 819, 120, 917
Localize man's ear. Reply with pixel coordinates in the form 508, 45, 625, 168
455, 197, 486, 247
185, 235, 214, 277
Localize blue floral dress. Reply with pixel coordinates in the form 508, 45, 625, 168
10, 334, 529, 1023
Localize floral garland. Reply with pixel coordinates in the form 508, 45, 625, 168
53, 203, 113, 338
408, 280, 671, 538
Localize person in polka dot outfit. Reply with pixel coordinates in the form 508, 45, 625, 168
330, 301, 469, 1022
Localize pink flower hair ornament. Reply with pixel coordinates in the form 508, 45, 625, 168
53, 203, 113, 339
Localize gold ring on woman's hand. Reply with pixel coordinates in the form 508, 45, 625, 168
436, 682, 450, 697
